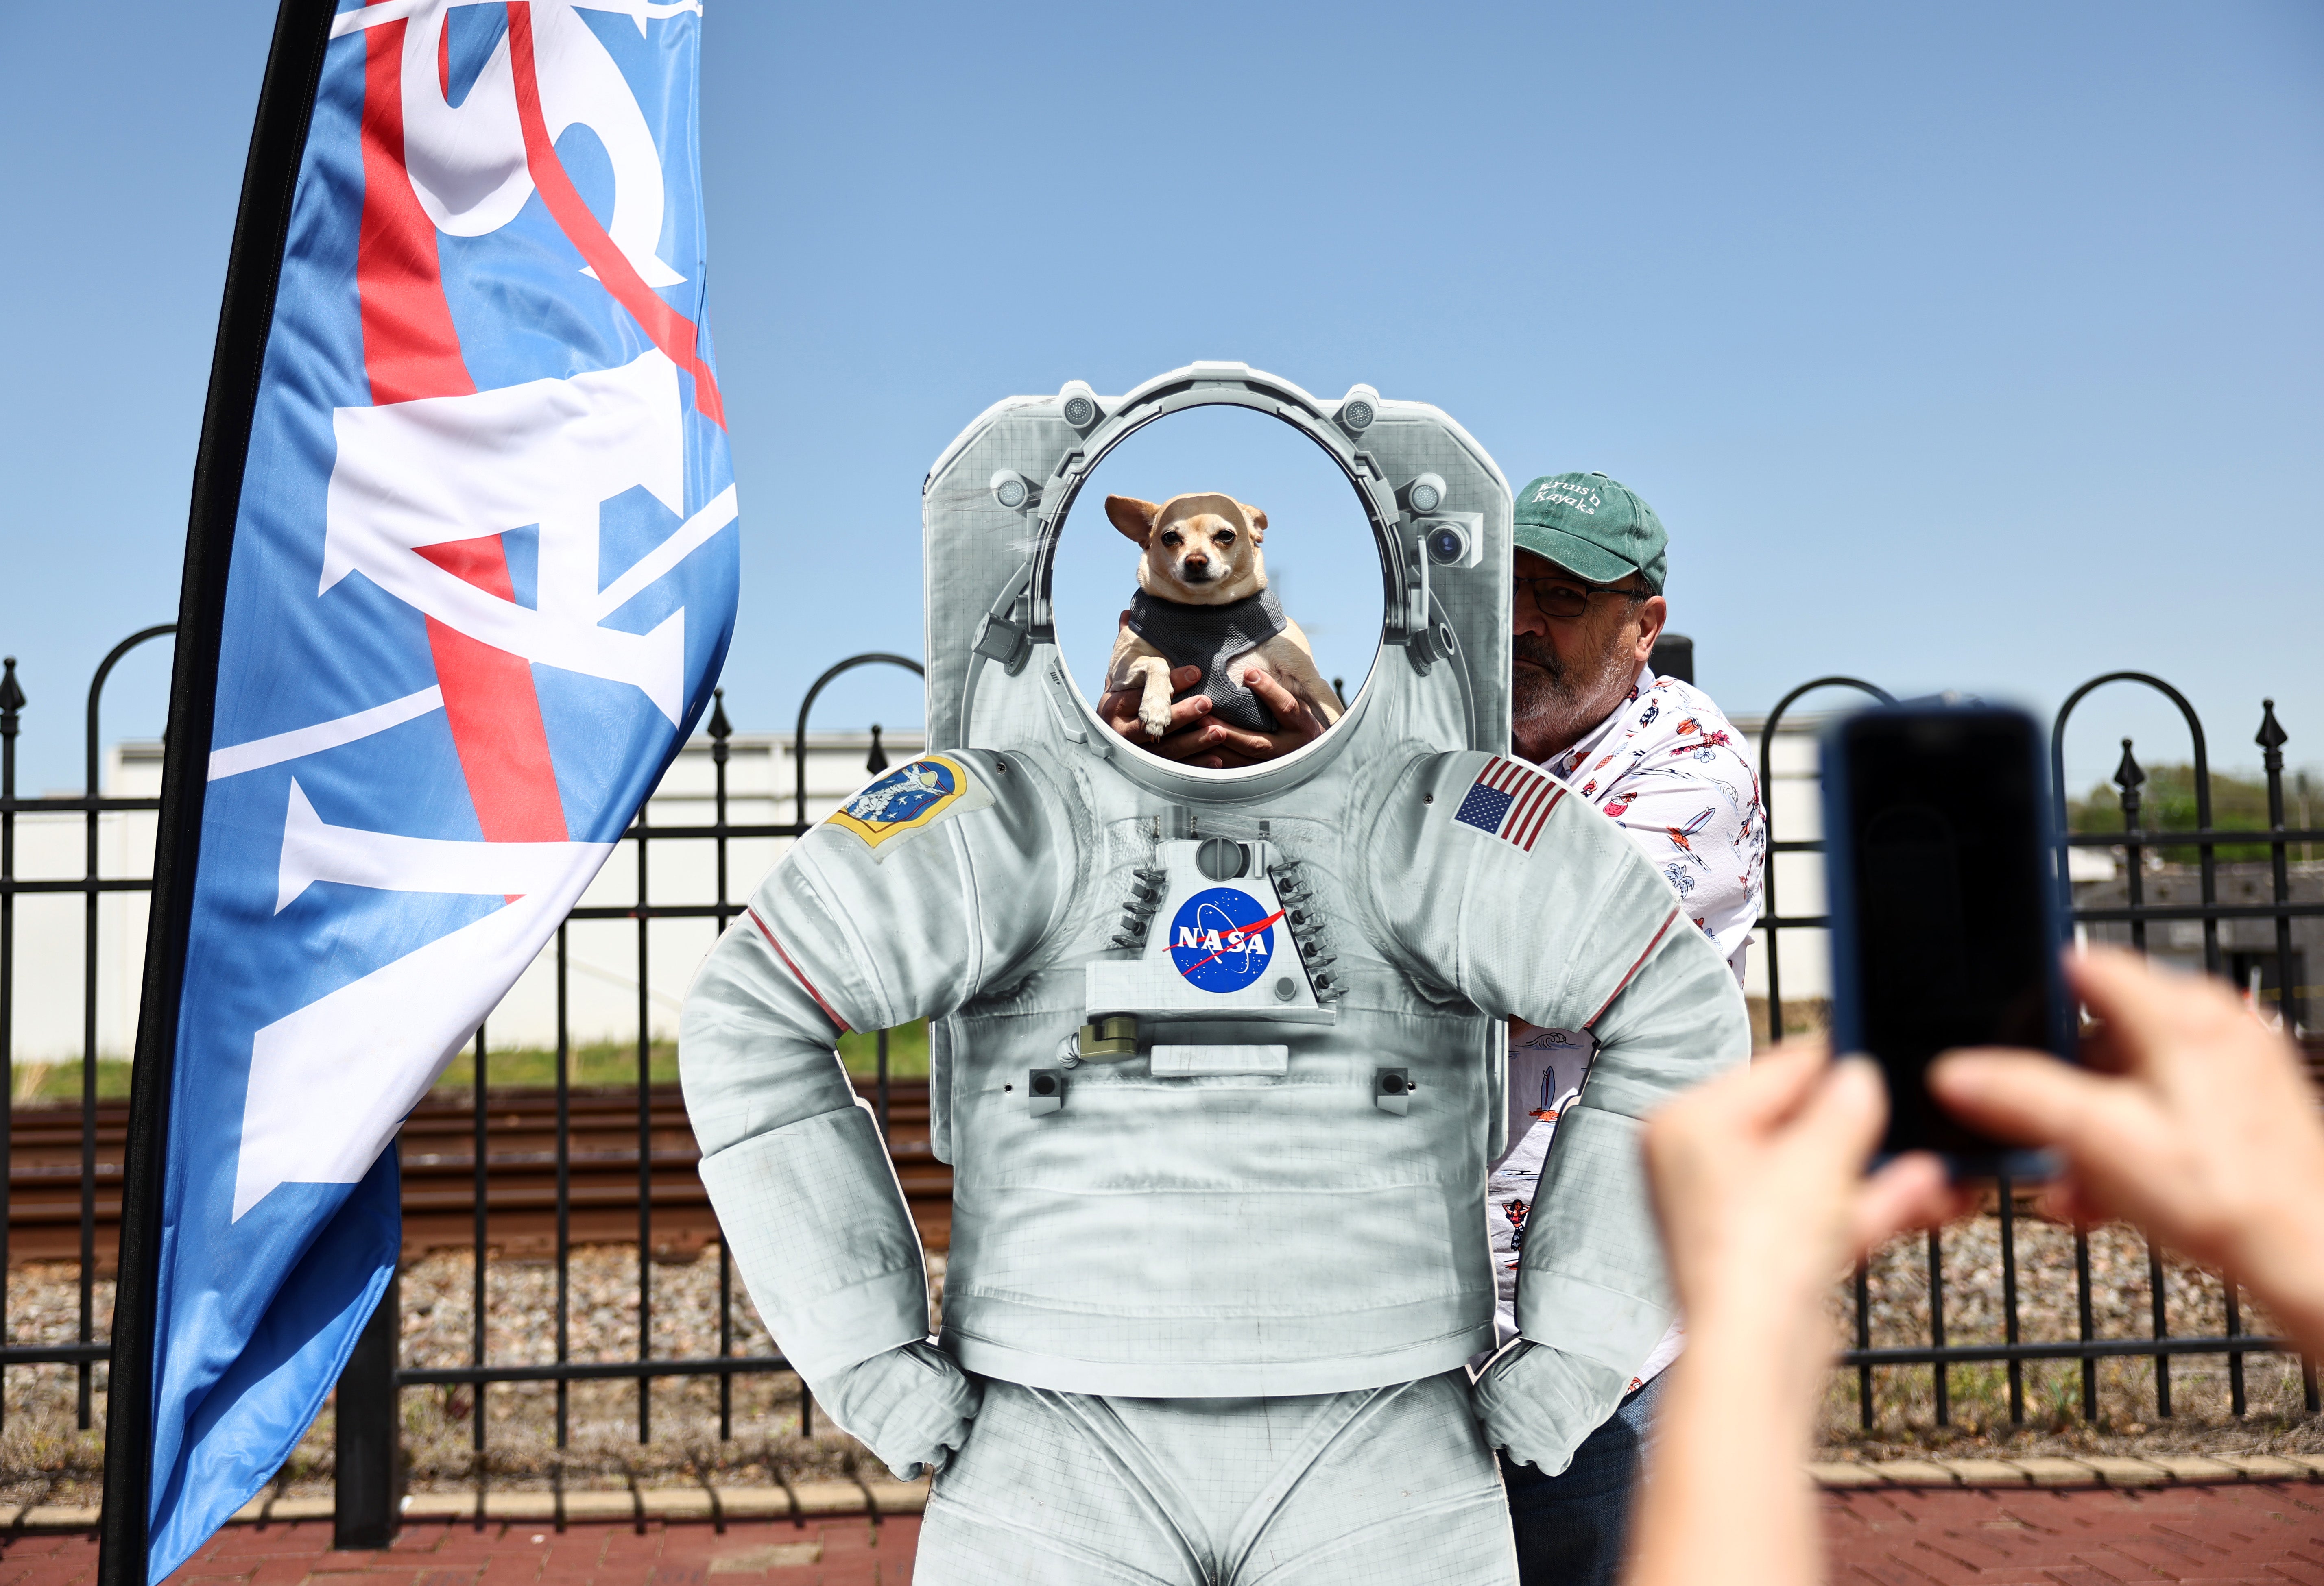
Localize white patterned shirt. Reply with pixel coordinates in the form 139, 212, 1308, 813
1540, 665, 1766, 978
1486, 666, 1767, 1381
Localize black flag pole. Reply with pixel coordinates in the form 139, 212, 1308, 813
97, 6, 339, 1584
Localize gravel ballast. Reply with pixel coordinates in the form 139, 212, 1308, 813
6, 1217, 2317, 1510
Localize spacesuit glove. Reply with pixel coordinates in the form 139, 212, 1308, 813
1471, 1339, 1634, 1477
811, 1341, 983, 1481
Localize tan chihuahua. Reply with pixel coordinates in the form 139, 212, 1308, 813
1103, 492, 1344, 743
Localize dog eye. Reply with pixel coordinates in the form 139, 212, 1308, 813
1214, 530, 1235, 545
1161, 531, 1181, 547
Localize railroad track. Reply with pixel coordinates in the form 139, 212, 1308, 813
4, 1078, 953, 1268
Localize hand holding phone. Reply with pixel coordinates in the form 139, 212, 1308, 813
1928, 948, 2324, 1350
1820, 702, 2074, 1178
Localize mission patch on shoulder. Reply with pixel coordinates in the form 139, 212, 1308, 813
823, 755, 995, 863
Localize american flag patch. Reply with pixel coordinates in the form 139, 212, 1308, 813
1451, 756, 1565, 852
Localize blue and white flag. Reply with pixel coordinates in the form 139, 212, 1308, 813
141, 3, 735, 1574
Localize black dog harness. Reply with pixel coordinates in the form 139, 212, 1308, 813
1124, 586, 1291, 734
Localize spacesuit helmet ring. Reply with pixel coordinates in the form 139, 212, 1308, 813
927, 363, 1517, 799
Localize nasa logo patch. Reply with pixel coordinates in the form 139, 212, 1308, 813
1167, 887, 1282, 994
823, 756, 994, 862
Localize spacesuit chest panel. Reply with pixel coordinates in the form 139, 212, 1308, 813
1083, 834, 1333, 1035
928, 794, 1506, 1397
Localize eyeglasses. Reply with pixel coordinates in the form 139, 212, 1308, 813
1513, 577, 1648, 619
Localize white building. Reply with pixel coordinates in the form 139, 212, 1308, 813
8, 710, 2125, 1065
1731, 710, 1826, 1008
3, 729, 920, 1063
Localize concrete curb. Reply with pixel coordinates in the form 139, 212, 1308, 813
0, 1480, 932, 1535
1810, 1453, 2324, 1490
12, 1459, 2323, 1533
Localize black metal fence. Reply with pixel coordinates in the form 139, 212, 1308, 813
1757, 673, 2324, 1431
0, 632, 923, 1537
0, 627, 175, 1436
4, 634, 2321, 1532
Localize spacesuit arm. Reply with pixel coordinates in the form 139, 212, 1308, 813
683, 913, 928, 1382
682, 750, 1068, 1461
685, 918, 981, 1479
1366, 752, 1749, 1468
1472, 914, 1752, 1471
1515, 905, 1750, 1364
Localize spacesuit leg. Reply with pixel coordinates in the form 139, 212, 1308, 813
915, 1375, 1514, 1586
913, 1379, 1202, 1585
1217, 1373, 1514, 1586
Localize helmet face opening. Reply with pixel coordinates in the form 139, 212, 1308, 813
924, 363, 1514, 794
1046, 402, 1386, 760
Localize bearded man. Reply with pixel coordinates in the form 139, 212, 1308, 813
1491, 472, 1765, 1586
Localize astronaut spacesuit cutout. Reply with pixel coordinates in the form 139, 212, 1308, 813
680, 364, 1750, 1584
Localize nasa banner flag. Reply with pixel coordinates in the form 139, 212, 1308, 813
100, 2, 737, 1579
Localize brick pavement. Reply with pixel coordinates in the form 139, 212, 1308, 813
7, 1485, 2323, 1585
0, 1518, 919, 1586
1824, 1482, 2324, 1584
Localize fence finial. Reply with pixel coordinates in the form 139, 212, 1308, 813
2256, 698, 2287, 767
866, 723, 888, 776
707, 686, 731, 766
0, 656, 23, 735
2112, 737, 2144, 795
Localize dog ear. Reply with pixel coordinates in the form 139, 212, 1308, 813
1239, 501, 1268, 540
1106, 495, 1161, 545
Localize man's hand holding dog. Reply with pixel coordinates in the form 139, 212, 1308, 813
1097, 662, 1328, 769
1228, 670, 1331, 764
1098, 662, 1216, 760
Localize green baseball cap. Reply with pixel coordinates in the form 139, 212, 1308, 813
1512, 471, 1667, 594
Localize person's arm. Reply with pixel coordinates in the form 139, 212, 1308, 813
1931, 947, 2324, 1356
1626, 947, 2324, 1586
1627, 1048, 1958, 1586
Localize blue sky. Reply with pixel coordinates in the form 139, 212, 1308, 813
1, 1, 2317, 802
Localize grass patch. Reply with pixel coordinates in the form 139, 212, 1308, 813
2069, 764, 2289, 865
839, 1020, 930, 1079
434, 1024, 929, 1089
11, 1060, 134, 1107
1746, 996, 1829, 1052
433, 1040, 679, 1092
10, 1022, 931, 1109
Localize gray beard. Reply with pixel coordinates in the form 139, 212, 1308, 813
1511, 636, 1639, 753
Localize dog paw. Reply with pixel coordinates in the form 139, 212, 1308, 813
1137, 688, 1185, 736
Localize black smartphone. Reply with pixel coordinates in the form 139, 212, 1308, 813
1821, 702, 2074, 1177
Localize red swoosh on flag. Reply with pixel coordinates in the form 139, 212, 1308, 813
505, 2, 728, 429
356, 4, 565, 861
1177, 909, 1287, 975
358, 6, 473, 403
